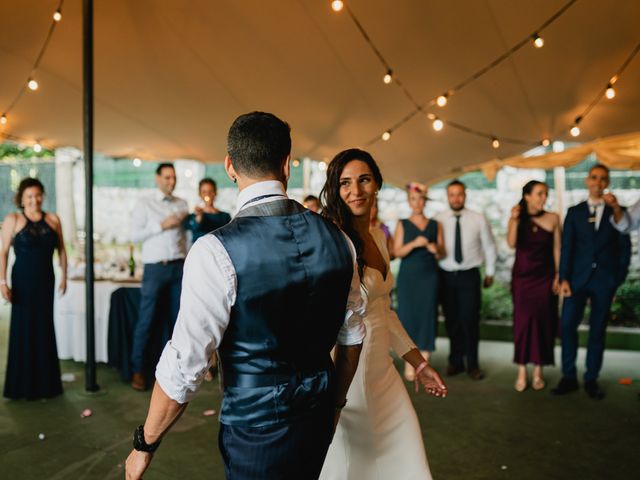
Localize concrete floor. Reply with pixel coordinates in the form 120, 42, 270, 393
1, 308, 639, 479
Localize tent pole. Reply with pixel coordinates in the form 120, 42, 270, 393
83, 0, 99, 392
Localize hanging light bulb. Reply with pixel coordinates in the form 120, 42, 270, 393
27, 78, 39, 91
532, 34, 544, 48
133, 158, 142, 167
383, 69, 393, 85
432, 118, 444, 132
292, 158, 300, 167
0, 114, 7, 125
541, 138, 551, 147
436, 95, 448, 107
570, 125, 580, 137
53, 10, 62, 22
331, 0, 344, 12
381, 131, 391, 141
318, 161, 328, 171
33, 143, 42, 153
605, 83, 616, 99
491, 138, 500, 149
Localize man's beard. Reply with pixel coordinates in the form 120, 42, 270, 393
450, 204, 464, 211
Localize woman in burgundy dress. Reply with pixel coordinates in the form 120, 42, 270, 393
507, 180, 561, 392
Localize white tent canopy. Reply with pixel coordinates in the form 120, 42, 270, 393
1, 0, 640, 186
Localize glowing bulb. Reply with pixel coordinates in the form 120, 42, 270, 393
184, 169, 193, 178
28, 79, 39, 91
133, 158, 142, 167
491, 138, 500, 149
541, 138, 550, 147
532, 34, 544, 48
0, 114, 6, 125
432, 118, 444, 132
204, 196, 211, 202
33, 143, 42, 153
292, 158, 300, 167
383, 70, 393, 84
570, 125, 580, 137
605, 84, 616, 99
436, 95, 448, 107
331, 0, 344, 12
53, 10, 62, 22
381, 131, 391, 141
318, 161, 328, 171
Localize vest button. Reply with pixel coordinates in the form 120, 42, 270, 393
591, 262, 597, 268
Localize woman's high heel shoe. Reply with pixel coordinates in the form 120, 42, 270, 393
532, 376, 546, 390
514, 377, 527, 392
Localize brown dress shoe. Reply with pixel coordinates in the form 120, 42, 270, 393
446, 364, 465, 376
468, 368, 485, 380
131, 372, 146, 391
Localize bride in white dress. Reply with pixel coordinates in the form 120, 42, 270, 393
319, 149, 448, 480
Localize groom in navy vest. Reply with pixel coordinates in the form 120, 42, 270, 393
552, 164, 630, 400
125, 112, 365, 479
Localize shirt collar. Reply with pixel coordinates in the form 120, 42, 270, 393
587, 198, 604, 207
155, 190, 174, 202
236, 180, 288, 213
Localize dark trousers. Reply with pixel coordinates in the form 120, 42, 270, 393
561, 271, 616, 382
131, 261, 183, 373
440, 268, 481, 371
218, 407, 334, 480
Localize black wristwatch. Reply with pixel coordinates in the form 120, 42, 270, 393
133, 425, 162, 453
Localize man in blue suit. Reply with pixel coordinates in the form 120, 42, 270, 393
552, 164, 631, 400
125, 112, 368, 479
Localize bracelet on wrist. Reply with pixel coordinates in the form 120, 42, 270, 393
0, 279, 7, 286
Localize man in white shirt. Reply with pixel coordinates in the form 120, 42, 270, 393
125, 112, 365, 480
129, 163, 188, 391
435, 179, 497, 380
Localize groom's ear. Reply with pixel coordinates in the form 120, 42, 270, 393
225, 155, 238, 183
282, 155, 291, 184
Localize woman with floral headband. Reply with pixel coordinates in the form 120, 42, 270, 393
394, 182, 445, 381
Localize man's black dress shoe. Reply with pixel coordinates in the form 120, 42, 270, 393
551, 377, 579, 395
584, 380, 605, 400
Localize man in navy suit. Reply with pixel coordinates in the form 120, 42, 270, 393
552, 164, 631, 399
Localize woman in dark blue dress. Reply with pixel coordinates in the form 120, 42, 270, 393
394, 183, 445, 380
1, 178, 68, 400
184, 178, 231, 245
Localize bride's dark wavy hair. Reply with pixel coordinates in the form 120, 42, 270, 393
517, 180, 547, 244
320, 148, 383, 278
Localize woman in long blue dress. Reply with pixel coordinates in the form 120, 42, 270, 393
394, 183, 445, 380
184, 178, 231, 245
1, 178, 68, 400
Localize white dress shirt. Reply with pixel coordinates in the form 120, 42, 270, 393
587, 199, 605, 230
155, 180, 366, 404
130, 190, 189, 264
611, 198, 640, 238
435, 208, 497, 276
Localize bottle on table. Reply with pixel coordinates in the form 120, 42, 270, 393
128, 244, 136, 278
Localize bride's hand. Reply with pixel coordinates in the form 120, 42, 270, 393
415, 364, 448, 398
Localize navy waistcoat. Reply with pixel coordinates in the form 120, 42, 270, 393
212, 199, 354, 427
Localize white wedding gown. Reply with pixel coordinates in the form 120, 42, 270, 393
320, 228, 433, 480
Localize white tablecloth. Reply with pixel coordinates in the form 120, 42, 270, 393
54, 279, 140, 363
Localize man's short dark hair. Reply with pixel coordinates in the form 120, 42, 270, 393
447, 179, 466, 190
156, 163, 175, 175
304, 195, 319, 203
227, 111, 291, 178
589, 163, 610, 176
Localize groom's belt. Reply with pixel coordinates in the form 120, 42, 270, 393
223, 368, 329, 388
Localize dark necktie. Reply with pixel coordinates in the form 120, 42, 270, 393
589, 206, 597, 231
454, 214, 463, 264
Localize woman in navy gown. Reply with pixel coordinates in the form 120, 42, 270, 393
1, 178, 68, 400
394, 182, 444, 380
184, 178, 231, 244
507, 180, 561, 392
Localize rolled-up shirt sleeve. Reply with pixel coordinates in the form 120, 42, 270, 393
155, 235, 236, 404
336, 233, 366, 346
611, 200, 640, 233
480, 214, 497, 277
